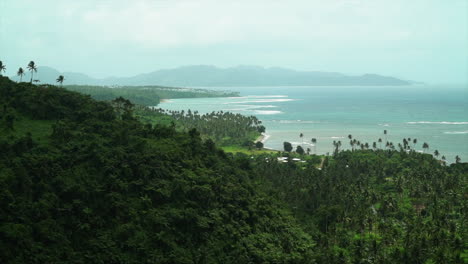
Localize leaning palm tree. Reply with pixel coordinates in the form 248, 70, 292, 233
0, 61, 6, 76
56, 75, 65, 86
17, 67, 25, 82
27, 61, 37, 83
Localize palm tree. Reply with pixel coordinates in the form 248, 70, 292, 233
455, 155, 461, 163
384, 130, 387, 143
434, 150, 439, 158
0, 61, 6, 75
27, 61, 37, 83
422, 142, 429, 153
441, 156, 446, 163
56, 75, 65, 86
17, 67, 25, 82
299, 133, 304, 146
311, 138, 317, 154
413, 138, 417, 148
378, 138, 382, 149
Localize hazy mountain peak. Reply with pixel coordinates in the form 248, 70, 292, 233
10, 65, 412, 86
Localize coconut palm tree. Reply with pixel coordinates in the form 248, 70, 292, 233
56, 75, 65, 86
378, 138, 382, 149
17, 67, 25, 82
434, 150, 439, 158
299, 133, 304, 146
422, 142, 429, 153
311, 138, 317, 154
455, 155, 461, 163
384, 130, 387, 143
413, 138, 417, 148
27, 61, 37, 83
0, 61, 6, 76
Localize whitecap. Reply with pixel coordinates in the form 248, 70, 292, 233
254, 110, 283, 115
226, 99, 296, 104
406, 121, 468, 125
278, 120, 320, 124
443, 131, 468, 134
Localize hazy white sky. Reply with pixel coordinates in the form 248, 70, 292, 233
1, 0, 467, 83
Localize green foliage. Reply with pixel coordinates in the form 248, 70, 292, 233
136, 107, 264, 146
64, 84, 239, 106
284, 141, 293, 152
253, 149, 467, 263
0, 76, 466, 263
0, 77, 313, 263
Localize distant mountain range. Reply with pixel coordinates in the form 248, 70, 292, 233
10, 65, 414, 86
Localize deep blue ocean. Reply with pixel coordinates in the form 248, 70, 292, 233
159, 85, 468, 163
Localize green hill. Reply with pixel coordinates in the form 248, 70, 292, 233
0, 77, 312, 263
0, 76, 466, 263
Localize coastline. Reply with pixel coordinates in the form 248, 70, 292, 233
256, 133, 270, 143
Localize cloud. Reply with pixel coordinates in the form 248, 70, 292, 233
1, 0, 466, 82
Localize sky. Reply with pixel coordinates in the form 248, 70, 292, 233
1, 0, 467, 84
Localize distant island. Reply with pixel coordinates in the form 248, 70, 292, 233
10, 65, 414, 86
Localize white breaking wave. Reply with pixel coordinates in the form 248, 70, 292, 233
254, 110, 283, 115
406, 121, 468, 125
222, 104, 277, 111
379, 123, 390, 127
261, 134, 271, 143
226, 99, 296, 104
244, 95, 288, 98
443, 131, 468, 134
330, 136, 345, 139
277, 120, 320, 124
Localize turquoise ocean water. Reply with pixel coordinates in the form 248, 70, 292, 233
159, 85, 468, 163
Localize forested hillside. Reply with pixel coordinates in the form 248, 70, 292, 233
0, 77, 466, 263
64, 85, 239, 106
0, 77, 312, 263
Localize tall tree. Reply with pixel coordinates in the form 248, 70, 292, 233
27, 61, 37, 83
296, 145, 305, 155
17, 67, 25, 82
0, 61, 6, 76
56, 75, 65, 86
434, 150, 439, 158
422, 142, 429, 153
455, 155, 461, 163
311, 138, 317, 154
283, 141, 293, 152
300, 133, 304, 146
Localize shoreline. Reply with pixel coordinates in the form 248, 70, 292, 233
256, 133, 270, 143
